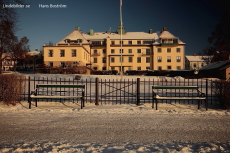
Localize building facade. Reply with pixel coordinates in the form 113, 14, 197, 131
43, 26, 185, 73
185, 55, 209, 70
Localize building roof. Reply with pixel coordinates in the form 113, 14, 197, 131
57, 30, 89, 44
28, 51, 40, 56
185, 56, 210, 62
82, 32, 158, 40
159, 31, 177, 39
56, 28, 185, 45
198, 60, 230, 70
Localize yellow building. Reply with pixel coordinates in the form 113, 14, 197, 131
43, 26, 185, 73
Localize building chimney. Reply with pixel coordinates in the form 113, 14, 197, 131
162, 27, 167, 31
89, 29, 94, 36
149, 29, 153, 34
75, 27, 80, 30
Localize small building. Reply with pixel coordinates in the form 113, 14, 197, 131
1, 53, 14, 71
198, 60, 230, 80
185, 54, 210, 70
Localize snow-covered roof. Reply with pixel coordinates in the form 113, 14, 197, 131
159, 31, 177, 39
56, 29, 185, 45
57, 30, 89, 44
185, 56, 210, 62
28, 51, 39, 56
83, 32, 158, 40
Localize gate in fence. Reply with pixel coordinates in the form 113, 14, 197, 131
95, 78, 139, 105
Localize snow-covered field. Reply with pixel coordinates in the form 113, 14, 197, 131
0, 73, 229, 153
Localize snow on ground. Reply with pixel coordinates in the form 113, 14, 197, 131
0, 101, 230, 153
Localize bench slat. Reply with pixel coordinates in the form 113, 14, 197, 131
30, 95, 82, 99
152, 86, 198, 89
36, 84, 85, 88
155, 96, 206, 100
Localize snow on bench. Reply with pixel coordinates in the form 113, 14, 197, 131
152, 86, 207, 110
29, 84, 85, 109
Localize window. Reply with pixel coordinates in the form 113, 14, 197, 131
48, 50, 53, 57
128, 41, 132, 44
143, 41, 152, 44
137, 57, 141, 63
120, 41, 123, 44
92, 41, 101, 45
146, 67, 150, 70
137, 67, 141, 70
72, 49, 76, 57
102, 57, 106, 63
137, 41, 141, 44
137, 49, 141, 53
60, 50, 65, 57
120, 49, 124, 53
158, 66, 162, 70
128, 49, 132, 53
146, 49, 151, 55
94, 58, 97, 63
111, 41, 115, 45
128, 57, 133, 62
111, 67, 115, 70
102, 49, 106, 54
111, 57, 115, 63
93, 49, 97, 54
146, 57, 150, 63
167, 66, 172, 70
48, 62, 53, 67
176, 56, 181, 62
177, 66, 181, 70
60, 62, 65, 67
111, 49, 115, 53
167, 56, 171, 62
157, 48, 162, 53
167, 48, 171, 53
120, 56, 124, 62
201, 63, 204, 67
193, 63, 197, 68
176, 48, 181, 52
102, 67, 106, 70
93, 67, 97, 70
157, 56, 162, 62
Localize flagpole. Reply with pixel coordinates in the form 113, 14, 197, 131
120, 0, 123, 79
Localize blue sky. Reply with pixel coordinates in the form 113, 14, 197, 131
12, 0, 229, 55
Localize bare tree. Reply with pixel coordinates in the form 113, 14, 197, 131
0, 0, 26, 74
202, 11, 230, 62
10, 36, 29, 71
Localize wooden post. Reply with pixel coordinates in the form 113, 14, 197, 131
95, 78, 99, 105
136, 78, 140, 106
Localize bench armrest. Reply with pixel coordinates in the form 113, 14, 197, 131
31, 89, 38, 95
197, 89, 205, 97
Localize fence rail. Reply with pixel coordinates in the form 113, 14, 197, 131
20, 76, 217, 107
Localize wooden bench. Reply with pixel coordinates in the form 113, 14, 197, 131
152, 86, 208, 110
29, 84, 85, 109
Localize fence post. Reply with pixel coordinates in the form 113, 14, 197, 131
136, 78, 140, 106
28, 76, 31, 109
206, 79, 208, 110
95, 78, 99, 106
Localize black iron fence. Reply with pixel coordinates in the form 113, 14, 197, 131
20, 76, 218, 107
